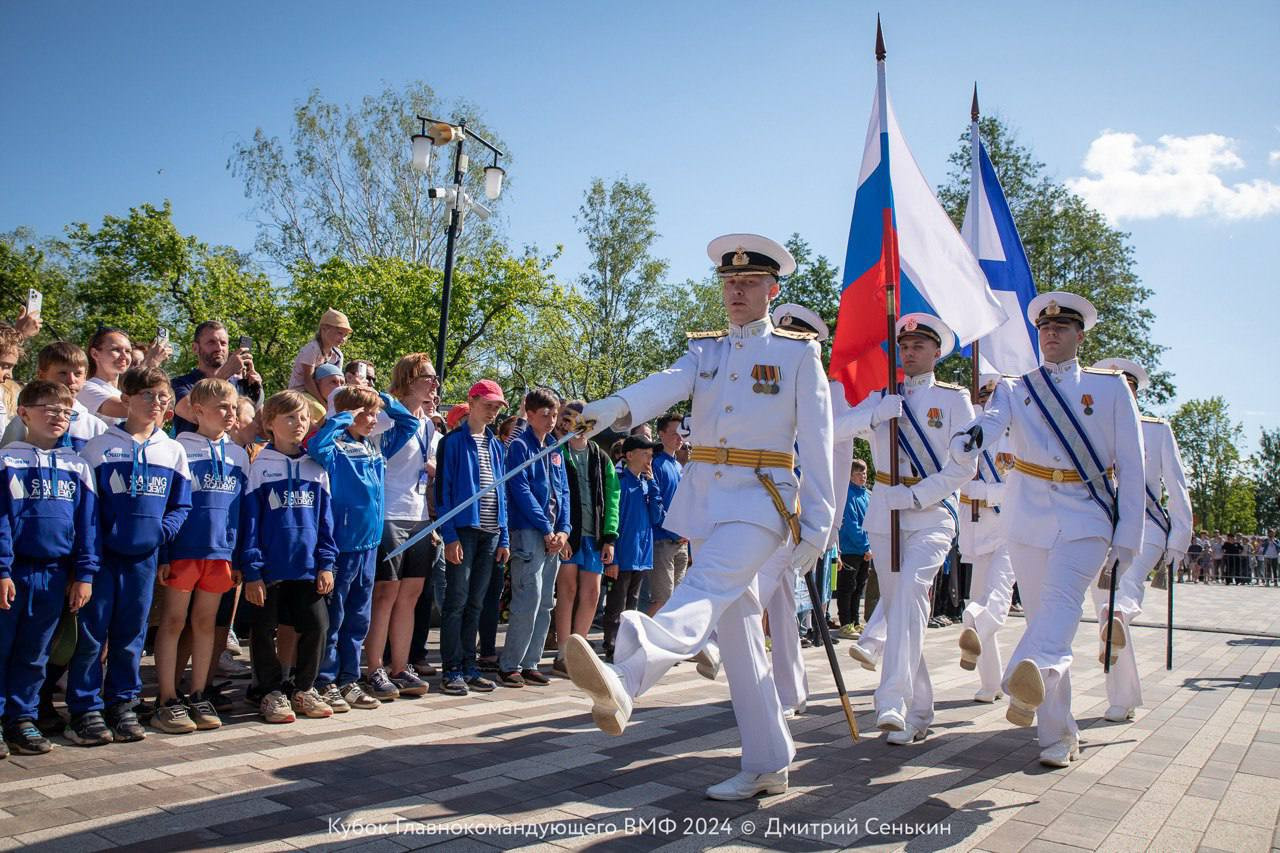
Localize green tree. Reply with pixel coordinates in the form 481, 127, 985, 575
935, 116, 1172, 406
0, 228, 79, 358
230, 83, 507, 270
1170, 397, 1250, 532
1249, 427, 1280, 531
776, 234, 840, 362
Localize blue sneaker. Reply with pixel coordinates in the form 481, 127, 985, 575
440, 671, 469, 697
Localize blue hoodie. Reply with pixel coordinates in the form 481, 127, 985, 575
505, 429, 571, 536
306, 393, 419, 553
435, 423, 509, 548
0, 443, 100, 582
81, 425, 192, 558
238, 446, 338, 583
614, 467, 666, 571
170, 432, 251, 563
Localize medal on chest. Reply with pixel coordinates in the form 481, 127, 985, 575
927, 407, 943, 429
751, 364, 781, 395
1081, 394, 1094, 416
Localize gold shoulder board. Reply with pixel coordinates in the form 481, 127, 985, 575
686, 330, 728, 340
771, 327, 817, 340
1140, 415, 1165, 424
1083, 367, 1124, 375
935, 381, 964, 391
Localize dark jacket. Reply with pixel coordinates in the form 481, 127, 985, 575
434, 425, 509, 549
564, 439, 620, 554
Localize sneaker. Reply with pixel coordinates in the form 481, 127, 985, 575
521, 668, 551, 686
205, 681, 235, 712
36, 699, 65, 736
341, 682, 380, 710
217, 650, 252, 678
498, 670, 525, 688
244, 683, 267, 707
152, 700, 197, 734
552, 656, 569, 678
390, 669, 429, 697
465, 670, 497, 692
475, 657, 500, 673
226, 630, 244, 657
260, 690, 296, 724
65, 711, 113, 746
185, 693, 223, 730
106, 703, 146, 742
411, 659, 439, 678
838, 623, 862, 640
440, 672, 469, 697
319, 683, 351, 713
365, 668, 400, 701
6, 719, 52, 754
291, 687, 334, 719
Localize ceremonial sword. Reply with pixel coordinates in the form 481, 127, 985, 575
382, 429, 579, 563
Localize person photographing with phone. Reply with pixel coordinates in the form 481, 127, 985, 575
171, 321, 264, 435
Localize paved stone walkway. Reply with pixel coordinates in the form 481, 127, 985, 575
0, 583, 1276, 852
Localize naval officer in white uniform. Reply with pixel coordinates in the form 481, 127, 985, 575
1090, 357, 1192, 722
568, 234, 837, 801
956, 375, 1018, 704
954, 291, 1145, 767
836, 313, 976, 744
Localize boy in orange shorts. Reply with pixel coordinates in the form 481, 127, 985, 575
153, 379, 250, 733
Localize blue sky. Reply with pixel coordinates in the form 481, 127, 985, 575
3, 1, 1278, 447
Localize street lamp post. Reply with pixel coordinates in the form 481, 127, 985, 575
410, 116, 505, 384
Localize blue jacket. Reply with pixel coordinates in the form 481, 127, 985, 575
839, 482, 870, 555
505, 429, 571, 536
0, 443, 100, 582
81, 425, 192, 559
307, 393, 418, 553
614, 468, 666, 571
435, 424, 509, 548
169, 433, 250, 563
651, 450, 683, 541
238, 446, 338, 583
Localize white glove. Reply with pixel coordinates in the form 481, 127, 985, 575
789, 540, 824, 572
878, 484, 916, 511
870, 394, 904, 428
950, 428, 982, 465
577, 396, 629, 438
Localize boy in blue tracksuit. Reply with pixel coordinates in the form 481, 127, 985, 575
307, 386, 418, 709
0, 381, 98, 756
71, 367, 191, 745
154, 378, 250, 734
434, 380, 510, 696
603, 436, 666, 656
499, 388, 572, 685
240, 390, 339, 723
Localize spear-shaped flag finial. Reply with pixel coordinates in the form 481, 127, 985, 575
875, 14, 886, 61
971, 83, 980, 122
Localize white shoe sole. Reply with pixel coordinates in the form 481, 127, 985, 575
1006, 660, 1044, 727
706, 782, 788, 800
876, 713, 905, 733
566, 635, 629, 735
1039, 745, 1079, 768
958, 627, 982, 671
1098, 617, 1127, 666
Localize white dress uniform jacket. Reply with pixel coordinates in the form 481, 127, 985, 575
1139, 417, 1192, 554
610, 317, 836, 549
838, 372, 976, 529
958, 435, 1009, 559
972, 360, 1145, 554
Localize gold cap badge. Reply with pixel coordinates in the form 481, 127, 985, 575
732, 247, 748, 266
1045, 300, 1061, 316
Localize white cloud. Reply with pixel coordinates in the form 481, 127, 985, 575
1270, 150, 1280, 166
1065, 131, 1280, 222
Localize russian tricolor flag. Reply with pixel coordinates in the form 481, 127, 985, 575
962, 137, 1040, 376
829, 53, 1007, 406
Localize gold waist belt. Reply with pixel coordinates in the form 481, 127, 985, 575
958, 495, 990, 508
874, 471, 921, 486
1013, 458, 1114, 484
688, 446, 795, 469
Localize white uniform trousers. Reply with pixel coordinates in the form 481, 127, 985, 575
858, 600, 888, 663
614, 521, 793, 773
758, 546, 807, 711
868, 527, 954, 731
1089, 539, 1164, 712
962, 546, 1016, 695
1004, 536, 1110, 747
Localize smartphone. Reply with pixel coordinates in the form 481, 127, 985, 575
239, 335, 253, 351
158, 327, 178, 361
355, 362, 368, 381
25, 288, 42, 318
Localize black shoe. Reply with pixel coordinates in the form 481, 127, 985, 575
66, 711, 113, 747
521, 668, 551, 686
105, 703, 146, 743
465, 671, 496, 692
498, 670, 525, 688
6, 719, 53, 754
244, 683, 267, 706
36, 699, 65, 735
205, 681, 235, 712
475, 658, 500, 673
